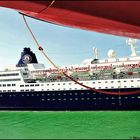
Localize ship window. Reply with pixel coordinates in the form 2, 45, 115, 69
7, 90, 11, 92
12, 84, 15, 86
111, 87, 114, 88
131, 86, 134, 88
7, 84, 11, 86
47, 84, 49, 86
105, 81, 108, 83
0, 79, 21, 82
25, 85, 29, 87
131, 80, 134, 82
63, 83, 65, 85
20, 90, 24, 92
35, 84, 39, 86
12, 90, 16, 92
0, 73, 19, 77
30, 84, 34, 87
98, 82, 101, 83
124, 81, 127, 82
111, 81, 114, 83
3, 90, 6, 92
118, 81, 120, 83
0, 85, 1, 87
105, 87, 108, 88
25, 89, 29, 92
93, 82, 95, 84
69, 83, 71, 85
20, 85, 24, 87
52, 84, 54, 85
124, 86, 127, 88
31, 89, 34, 91
58, 83, 60, 85
3, 84, 6, 87
98, 87, 101, 89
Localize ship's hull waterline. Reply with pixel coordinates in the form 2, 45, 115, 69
0, 89, 140, 110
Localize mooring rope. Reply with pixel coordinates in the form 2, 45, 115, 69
21, 14, 140, 96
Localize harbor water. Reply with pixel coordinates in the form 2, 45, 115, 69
0, 111, 139, 139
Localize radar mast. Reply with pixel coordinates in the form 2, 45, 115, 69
126, 38, 139, 57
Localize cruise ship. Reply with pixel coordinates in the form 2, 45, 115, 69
0, 38, 140, 110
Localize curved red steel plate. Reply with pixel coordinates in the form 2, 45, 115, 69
0, 1, 140, 38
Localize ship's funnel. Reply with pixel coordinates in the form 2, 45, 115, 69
16, 48, 38, 67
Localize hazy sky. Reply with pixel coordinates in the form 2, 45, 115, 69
0, 7, 139, 69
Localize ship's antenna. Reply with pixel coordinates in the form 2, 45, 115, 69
126, 38, 138, 57
93, 47, 98, 59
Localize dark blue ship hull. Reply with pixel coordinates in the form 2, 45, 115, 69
0, 89, 140, 110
